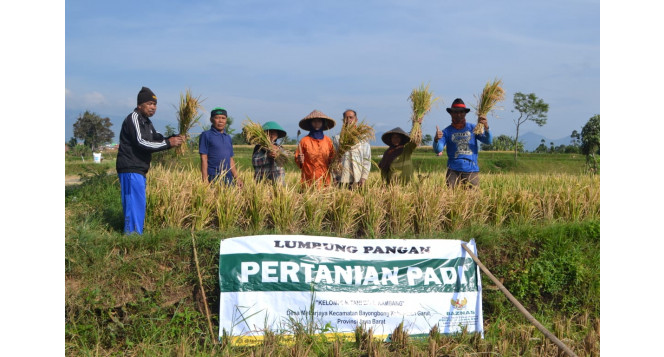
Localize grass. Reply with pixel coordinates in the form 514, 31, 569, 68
65, 149, 600, 356
65, 202, 599, 355
70, 146, 588, 177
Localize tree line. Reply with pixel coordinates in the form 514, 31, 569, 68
67, 93, 599, 163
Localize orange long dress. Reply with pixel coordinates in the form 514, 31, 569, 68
295, 135, 335, 187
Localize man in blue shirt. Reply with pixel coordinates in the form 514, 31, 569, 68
199, 107, 242, 186
433, 98, 492, 188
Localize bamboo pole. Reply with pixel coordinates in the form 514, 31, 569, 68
461, 243, 577, 357
296, 129, 302, 161
192, 233, 217, 344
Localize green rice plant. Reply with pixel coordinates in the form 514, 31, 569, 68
511, 190, 541, 224
484, 182, 513, 226
583, 181, 600, 220
269, 183, 303, 233
359, 184, 386, 238
466, 188, 490, 227
302, 186, 331, 234
389, 321, 410, 351
141, 165, 600, 235
537, 190, 558, 222
443, 188, 483, 231
189, 181, 215, 230
284, 171, 301, 187
146, 165, 194, 229
412, 180, 446, 236
327, 189, 361, 236
243, 178, 270, 232
175, 89, 205, 156
213, 180, 244, 232
384, 184, 414, 236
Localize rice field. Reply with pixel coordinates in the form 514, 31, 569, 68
65, 150, 600, 356
144, 166, 599, 236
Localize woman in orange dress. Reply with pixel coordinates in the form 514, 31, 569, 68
295, 110, 336, 187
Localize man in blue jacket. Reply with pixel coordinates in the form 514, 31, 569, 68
433, 98, 492, 188
116, 86, 184, 234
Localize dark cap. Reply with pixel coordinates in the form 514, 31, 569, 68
137, 86, 157, 105
211, 107, 228, 117
446, 98, 471, 113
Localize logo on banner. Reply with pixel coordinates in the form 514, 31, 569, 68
451, 297, 468, 310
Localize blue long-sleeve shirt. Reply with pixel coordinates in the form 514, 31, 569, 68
433, 123, 492, 172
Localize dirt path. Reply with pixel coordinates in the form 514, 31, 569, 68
65, 176, 82, 186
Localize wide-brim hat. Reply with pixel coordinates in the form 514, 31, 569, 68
298, 110, 336, 131
446, 98, 471, 113
381, 127, 411, 146
262, 121, 287, 139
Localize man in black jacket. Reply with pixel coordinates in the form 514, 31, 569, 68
116, 86, 184, 235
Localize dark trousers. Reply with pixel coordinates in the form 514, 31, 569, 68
445, 169, 479, 188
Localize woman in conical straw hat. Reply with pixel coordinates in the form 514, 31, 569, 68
294, 110, 336, 187
252, 121, 288, 185
378, 127, 417, 184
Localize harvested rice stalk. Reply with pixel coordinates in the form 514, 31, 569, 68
241, 117, 291, 166
175, 89, 205, 155
330, 119, 375, 174
473, 78, 505, 135
408, 83, 440, 145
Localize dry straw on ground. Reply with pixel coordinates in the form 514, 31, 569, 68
408, 83, 440, 145
175, 89, 205, 155
473, 78, 505, 135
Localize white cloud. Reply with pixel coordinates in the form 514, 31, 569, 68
83, 91, 107, 106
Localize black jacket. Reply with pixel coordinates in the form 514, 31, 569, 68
116, 109, 171, 176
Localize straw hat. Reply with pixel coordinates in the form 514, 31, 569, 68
298, 110, 336, 131
381, 127, 410, 146
262, 121, 287, 139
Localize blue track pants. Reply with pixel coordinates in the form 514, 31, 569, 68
119, 173, 146, 235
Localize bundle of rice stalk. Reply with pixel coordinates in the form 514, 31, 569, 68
175, 89, 205, 155
330, 119, 375, 174
408, 83, 440, 145
241, 117, 291, 166
472, 78, 505, 135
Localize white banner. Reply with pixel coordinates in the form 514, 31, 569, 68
219, 235, 483, 341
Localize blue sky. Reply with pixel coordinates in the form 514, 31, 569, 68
65, 0, 599, 143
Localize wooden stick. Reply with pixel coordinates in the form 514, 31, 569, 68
192, 233, 217, 344
461, 243, 577, 357
296, 130, 303, 166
